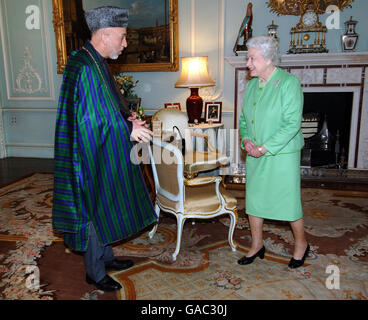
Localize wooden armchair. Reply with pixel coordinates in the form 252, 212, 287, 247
148, 138, 238, 261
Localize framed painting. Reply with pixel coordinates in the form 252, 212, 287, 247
52, 0, 179, 74
164, 102, 181, 110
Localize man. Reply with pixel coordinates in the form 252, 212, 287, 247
52, 6, 157, 292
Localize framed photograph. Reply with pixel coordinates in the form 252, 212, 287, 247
52, 0, 179, 74
164, 102, 181, 110
204, 102, 222, 123
126, 97, 142, 112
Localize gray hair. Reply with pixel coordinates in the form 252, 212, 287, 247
246, 35, 281, 66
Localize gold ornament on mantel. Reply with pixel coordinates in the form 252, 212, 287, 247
288, 2, 328, 54
267, 0, 354, 16
267, 0, 354, 54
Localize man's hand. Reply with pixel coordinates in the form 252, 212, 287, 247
127, 111, 137, 122
131, 119, 153, 143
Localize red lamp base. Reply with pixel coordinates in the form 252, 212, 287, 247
186, 88, 203, 123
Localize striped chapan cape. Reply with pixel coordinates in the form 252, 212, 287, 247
52, 41, 157, 251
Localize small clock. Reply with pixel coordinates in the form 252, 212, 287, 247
302, 11, 318, 27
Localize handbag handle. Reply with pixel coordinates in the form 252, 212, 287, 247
173, 126, 186, 155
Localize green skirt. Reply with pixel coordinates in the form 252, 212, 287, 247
245, 152, 303, 222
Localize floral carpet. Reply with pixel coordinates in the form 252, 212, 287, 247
0, 173, 367, 300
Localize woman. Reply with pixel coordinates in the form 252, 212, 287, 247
238, 35, 309, 269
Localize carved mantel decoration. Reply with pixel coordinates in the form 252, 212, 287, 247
267, 1, 355, 54
267, 0, 354, 16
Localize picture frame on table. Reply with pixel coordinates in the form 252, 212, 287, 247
126, 97, 142, 112
164, 102, 181, 110
204, 102, 222, 123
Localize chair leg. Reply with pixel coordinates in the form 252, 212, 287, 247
228, 209, 238, 251
148, 202, 161, 239
172, 214, 186, 261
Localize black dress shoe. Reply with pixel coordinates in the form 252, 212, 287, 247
238, 246, 265, 265
86, 274, 122, 291
105, 259, 134, 271
288, 244, 310, 269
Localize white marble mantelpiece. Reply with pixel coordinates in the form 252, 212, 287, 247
225, 52, 368, 68
225, 52, 368, 169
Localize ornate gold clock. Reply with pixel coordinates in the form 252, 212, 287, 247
288, 3, 328, 54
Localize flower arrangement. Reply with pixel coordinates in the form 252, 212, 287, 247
114, 73, 139, 98
136, 106, 146, 120
114, 73, 146, 120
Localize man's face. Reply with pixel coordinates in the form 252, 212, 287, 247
104, 27, 127, 60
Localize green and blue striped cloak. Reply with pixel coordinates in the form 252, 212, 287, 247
52, 41, 157, 251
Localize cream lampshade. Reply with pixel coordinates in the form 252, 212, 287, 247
175, 56, 215, 123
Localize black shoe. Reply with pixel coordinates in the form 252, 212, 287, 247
238, 246, 265, 265
105, 259, 134, 271
86, 274, 122, 291
288, 244, 310, 269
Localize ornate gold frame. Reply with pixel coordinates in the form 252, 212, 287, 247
267, 0, 354, 16
52, 0, 179, 74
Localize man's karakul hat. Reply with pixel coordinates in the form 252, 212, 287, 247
85, 6, 129, 33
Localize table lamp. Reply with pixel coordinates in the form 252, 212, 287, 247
175, 56, 215, 123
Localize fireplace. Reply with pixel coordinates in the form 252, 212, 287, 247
301, 91, 353, 168
226, 52, 368, 170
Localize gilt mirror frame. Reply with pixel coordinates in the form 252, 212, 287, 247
52, 0, 179, 74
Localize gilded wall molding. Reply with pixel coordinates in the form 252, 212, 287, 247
52, 0, 67, 74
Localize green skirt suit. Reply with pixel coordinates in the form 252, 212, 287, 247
239, 68, 305, 222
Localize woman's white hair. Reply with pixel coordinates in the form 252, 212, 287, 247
246, 35, 281, 66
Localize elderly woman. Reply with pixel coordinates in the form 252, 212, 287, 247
238, 35, 309, 269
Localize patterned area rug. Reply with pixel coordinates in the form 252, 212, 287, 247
0, 173, 367, 300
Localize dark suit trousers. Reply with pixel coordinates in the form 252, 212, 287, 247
84, 223, 115, 282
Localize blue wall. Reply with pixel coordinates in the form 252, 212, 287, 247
0, 0, 367, 158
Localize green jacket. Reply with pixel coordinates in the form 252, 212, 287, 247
239, 67, 304, 156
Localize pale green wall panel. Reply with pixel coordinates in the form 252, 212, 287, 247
3, 109, 56, 158
6, 146, 54, 158
0, 0, 55, 101
3, 109, 56, 144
